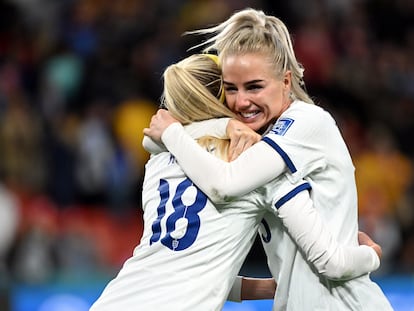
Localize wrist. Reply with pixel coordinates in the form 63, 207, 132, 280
161, 122, 183, 144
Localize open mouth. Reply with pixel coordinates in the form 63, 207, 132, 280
239, 110, 261, 120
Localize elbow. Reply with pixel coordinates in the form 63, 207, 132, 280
319, 268, 352, 281
207, 188, 225, 203
317, 259, 354, 281
142, 136, 166, 154
208, 188, 231, 204
201, 185, 239, 204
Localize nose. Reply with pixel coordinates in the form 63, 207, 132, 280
234, 91, 251, 110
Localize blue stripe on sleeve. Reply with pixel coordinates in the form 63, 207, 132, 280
274, 182, 312, 210
262, 136, 297, 173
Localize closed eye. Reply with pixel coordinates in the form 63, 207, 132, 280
224, 85, 237, 93
247, 84, 263, 91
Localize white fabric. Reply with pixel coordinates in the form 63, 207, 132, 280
276, 191, 379, 280
227, 275, 243, 302
184, 118, 230, 138
0, 185, 19, 257
142, 118, 230, 155
260, 102, 392, 310
159, 101, 393, 310
161, 123, 286, 202
91, 120, 299, 311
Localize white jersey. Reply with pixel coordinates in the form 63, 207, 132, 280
90, 121, 304, 311
260, 102, 392, 310
158, 101, 393, 311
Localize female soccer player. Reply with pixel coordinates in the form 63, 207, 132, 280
144, 8, 393, 311
92, 53, 380, 311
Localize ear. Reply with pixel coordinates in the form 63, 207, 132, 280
283, 70, 292, 91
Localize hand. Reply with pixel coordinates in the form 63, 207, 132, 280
143, 109, 179, 142
358, 231, 382, 259
227, 119, 261, 161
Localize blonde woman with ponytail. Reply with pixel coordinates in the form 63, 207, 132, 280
144, 8, 393, 311
92, 52, 382, 310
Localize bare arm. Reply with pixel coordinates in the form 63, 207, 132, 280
227, 276, 276, 302
241, 277, 276, 300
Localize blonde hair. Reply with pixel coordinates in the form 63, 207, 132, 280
186, 8, 314, 104
162, 54, 235, 124
196, 136, 230, 161
162, 54, 233, 161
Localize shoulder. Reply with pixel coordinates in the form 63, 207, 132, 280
286, 101, 331, 119
184, 120, 210, 136
273, 101, 335, 134
184, 118, 229, 139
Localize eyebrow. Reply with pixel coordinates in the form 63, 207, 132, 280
223, 79, 264, 85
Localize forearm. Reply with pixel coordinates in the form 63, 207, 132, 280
241, 277, 276, 300
277, 191, 380, 280
162, 123, 285, 202
227, 276, 276, 302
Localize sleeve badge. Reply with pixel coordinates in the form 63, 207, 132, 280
269, 118, 294, 136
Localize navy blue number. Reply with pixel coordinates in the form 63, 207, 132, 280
150, 179, 169, 245
150, 178, 207, 251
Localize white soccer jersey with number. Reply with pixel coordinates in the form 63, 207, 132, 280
90, 121, 306, 311
157, 101, 393, 311
259, 101, 393, 311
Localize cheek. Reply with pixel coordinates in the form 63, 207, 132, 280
264, 91, 284, 117
224, 95, 236, 111
267, 102, 280, 116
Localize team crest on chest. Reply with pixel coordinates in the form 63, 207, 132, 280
270, 118, 294, 136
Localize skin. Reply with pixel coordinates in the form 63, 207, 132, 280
222, 52, 292, 134
358, 231, 382, 259
143, 53, 382, 297
144, 52, 292, 160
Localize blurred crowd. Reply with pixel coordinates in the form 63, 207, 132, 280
0, 0, 413, 297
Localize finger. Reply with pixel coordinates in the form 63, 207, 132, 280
228, 138, 240, 161
240, 138, 255, 151
373, 243, 382, 259
230, 135, 258, 160
230, 144, 247, 161
229, 135, 255, 161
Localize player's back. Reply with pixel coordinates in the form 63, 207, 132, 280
91, 148, 265, 311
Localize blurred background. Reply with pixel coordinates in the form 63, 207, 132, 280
0, 0, 413, 310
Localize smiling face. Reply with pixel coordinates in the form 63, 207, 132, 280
222, 52, 292, 133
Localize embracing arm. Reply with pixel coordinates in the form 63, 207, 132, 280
278, 190, 380, 280
161, 123, 285, 202
142, 118, 230, 155
228, 188, 381, 302
142, 135, 166, 154
143, 109, 281, 202
227, 276, 276, 302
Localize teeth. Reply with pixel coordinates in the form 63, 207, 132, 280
240, 111, 258, 118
